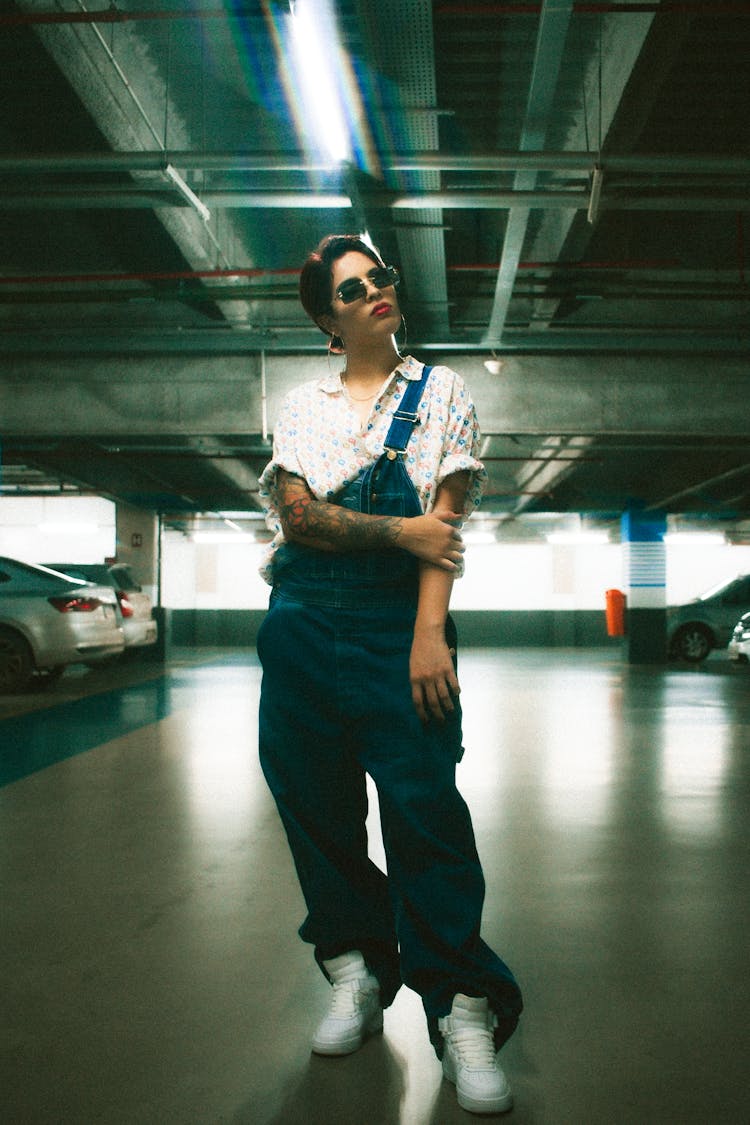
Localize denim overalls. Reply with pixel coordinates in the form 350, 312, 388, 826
257, 369, 522, 1053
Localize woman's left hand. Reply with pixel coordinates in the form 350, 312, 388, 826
409, 625, 460, 724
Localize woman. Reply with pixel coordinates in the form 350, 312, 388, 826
257, 234, 522, 1115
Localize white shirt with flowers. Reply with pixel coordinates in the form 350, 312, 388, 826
258, 355, 486, 584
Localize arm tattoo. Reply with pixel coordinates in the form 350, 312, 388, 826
276, 472, 404, 551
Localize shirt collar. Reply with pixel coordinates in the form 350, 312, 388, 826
317, 354, 422, 395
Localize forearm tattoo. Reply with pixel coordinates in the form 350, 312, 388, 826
276, 472, 404, 551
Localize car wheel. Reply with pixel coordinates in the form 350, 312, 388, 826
671, 623, 713, 663
35, 665, 66, 688
0, 628, 35, 692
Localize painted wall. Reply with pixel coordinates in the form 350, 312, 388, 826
165, 607, 618, 650
160, 530, 750, 613
0, 495, 115, 566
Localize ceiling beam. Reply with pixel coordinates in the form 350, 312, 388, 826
183, 438, 263, 512
483, 0, 575, 347
353, 0, 450, 337
22, 0, 257, 325
527, 8, 695, 331
4, 353, 750, 436
2, 151, 748, 175
648, 463, 750, 511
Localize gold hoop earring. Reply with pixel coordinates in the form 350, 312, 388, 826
396, 315, 407, 350
327, 334, 346, 375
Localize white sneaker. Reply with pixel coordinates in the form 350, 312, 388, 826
311, 950, 383, 1056
439, 994, 513, 1115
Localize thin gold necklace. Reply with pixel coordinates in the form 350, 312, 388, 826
343, 356, 400, 401
342, 376, 382, 402
345, 387, 380, 402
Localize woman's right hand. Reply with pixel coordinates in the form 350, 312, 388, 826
399, 513, 465, 571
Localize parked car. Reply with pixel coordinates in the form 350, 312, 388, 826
44, 562, 158, 652
0, 556, 125, 692
728, 611, 750, 664
667, 574, 750, 662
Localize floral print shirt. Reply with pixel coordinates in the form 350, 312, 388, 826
258, 355, 486, 584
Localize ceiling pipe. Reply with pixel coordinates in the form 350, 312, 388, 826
1, 282, 744, 304
435, 2, 750, 12
0, 261, 699, 287
3, 189, 747, 211
0, 268, 299, 286
3, 151, 747, 175
0, 190, 352, 210
4, 3, 750, 24
53, 0, 236, 277
0, 7, 258, 26
0, 328, 746, 356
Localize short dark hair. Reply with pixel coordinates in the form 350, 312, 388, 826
299, 234, 384, 335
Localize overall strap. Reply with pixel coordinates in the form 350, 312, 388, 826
383, 364, 433, 460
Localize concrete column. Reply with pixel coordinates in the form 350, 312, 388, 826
622, 507, 667, 664
114, 504, 159, 605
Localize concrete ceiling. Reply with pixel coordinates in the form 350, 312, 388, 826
1, 0, 749, 535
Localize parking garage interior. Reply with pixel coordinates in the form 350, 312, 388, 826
1, 3, 750, 1123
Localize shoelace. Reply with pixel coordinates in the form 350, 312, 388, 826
328, 979, 371, 1017
449, 1026, 497, 1069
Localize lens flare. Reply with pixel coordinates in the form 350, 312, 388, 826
288, 0, 350, 163
284, 0, 380, 178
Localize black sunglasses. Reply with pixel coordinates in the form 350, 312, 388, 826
335, 265, 400, 305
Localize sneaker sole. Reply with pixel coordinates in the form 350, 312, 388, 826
311, 1010, 384, 1056
442, 1057, 514, 1115
455, 1087, 513, 1115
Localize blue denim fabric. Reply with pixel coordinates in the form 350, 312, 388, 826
270, 453, 421, 607
258, 453, 522, 1052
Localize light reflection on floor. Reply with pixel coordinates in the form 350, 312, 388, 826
2, 647, 749, 1123
179, 665, 265, 843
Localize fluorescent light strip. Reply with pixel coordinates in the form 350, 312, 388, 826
547, 531, 609, 545
288, 0, 351, 164
664, 533, 726, 546
164, 164, 211, 223
39, 522, 99, 535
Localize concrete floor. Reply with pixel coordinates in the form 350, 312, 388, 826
1, 648, 749, 1124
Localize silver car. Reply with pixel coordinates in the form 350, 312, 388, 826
0, 556, 125, 692
667, 574, 750, 662
44, 562, 157, 651
728, 612, 750, 664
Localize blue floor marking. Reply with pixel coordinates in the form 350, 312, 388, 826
0, 657, 255, 788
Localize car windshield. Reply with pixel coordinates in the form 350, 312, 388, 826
699, 577, 738, 600
57, 566, 109, 582
0, 558, 89, 589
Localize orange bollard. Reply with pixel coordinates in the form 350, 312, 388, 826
605, 588, 627, 636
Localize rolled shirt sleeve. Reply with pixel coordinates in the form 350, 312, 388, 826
433, 369, 487, 515
257, 358, 487, 583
